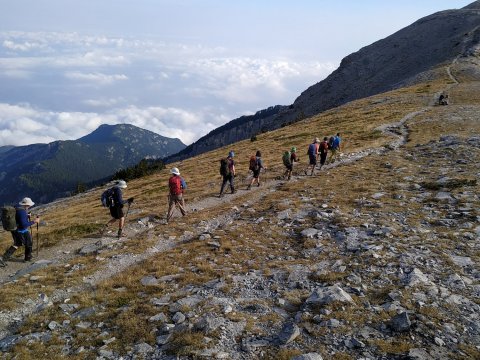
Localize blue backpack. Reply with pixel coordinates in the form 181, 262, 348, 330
101, 188, 114, 207
307, 143, 316, 156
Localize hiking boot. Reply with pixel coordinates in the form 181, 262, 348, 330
257, 183, 260, 187
0, 257, 6, 267
2, 246, 17, 263
247, 185, 251, 190
117, 229, 123, 239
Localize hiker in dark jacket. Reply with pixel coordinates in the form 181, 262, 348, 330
101, 180, 133, 239
167, 167, 187, 223
247, 150, 266, 189
0, 197, 40, 266
319, 137, 329, 169
219, 150, 236, 197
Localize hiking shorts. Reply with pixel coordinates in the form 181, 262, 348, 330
309, 154, 316, 165
109, 205, 124, 219
285, 164, 293, 171
252, 169, 261, 178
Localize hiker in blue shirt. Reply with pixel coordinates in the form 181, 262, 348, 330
100, 180, 134, 239
328, 133, 342, 164
0, 197, 40, 266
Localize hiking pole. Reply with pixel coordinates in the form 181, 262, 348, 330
124, 202, 132, 220
36, 222, 39, 257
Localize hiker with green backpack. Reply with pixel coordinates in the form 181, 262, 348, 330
283, 147, 299, 180
219, 150, 236, 198
247, 150, 266, 189
0, 197, 40, 267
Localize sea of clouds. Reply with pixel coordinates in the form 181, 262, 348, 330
0, 31, 336, 147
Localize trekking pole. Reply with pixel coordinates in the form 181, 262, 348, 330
124, 202, 132, 220
36, 222, 39, 257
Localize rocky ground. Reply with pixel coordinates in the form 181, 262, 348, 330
0, 62, 479, 360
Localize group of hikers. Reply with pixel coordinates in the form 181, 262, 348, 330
0, 132, 341, 266
284, 133, 342, 178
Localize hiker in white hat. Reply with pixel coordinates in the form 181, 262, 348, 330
167, 167, 187, 223
0, 197, 40, 267
100, 180, 134, 239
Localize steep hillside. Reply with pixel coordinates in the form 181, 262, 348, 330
0, 50, 478, 359
0, 124, 185, 205
165, 2, 480, 163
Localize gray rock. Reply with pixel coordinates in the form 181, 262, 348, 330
408, 348, 434, 360
97, 349, 115, 359
404, 268, 431, 287
149, 312, 168, 323
132, 342, 154, 356
305, 285, 354, 305
169, 296, 202, 313
156, 333, 172, 345
0, 335, 21, 352
76, 321, 92, 329
72, 306, 96, 319
277, 210, 291, 220
389, 312, 411, 332
277, 322, 300, 344
140, 275, 159, 286
172, 312, 186, 324
292, 353, 324, 360
241, 338, 270, 352
301, 228, 319, 238
195, 314, 226, 334
59, 303, 79, 313
48, 321, 60, 330
344, 337, 365, 349
450, 255, 473, 267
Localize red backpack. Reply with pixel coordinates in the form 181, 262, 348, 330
169, 176, 182, 195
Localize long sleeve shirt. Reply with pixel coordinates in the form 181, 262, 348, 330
15, 208, 35, 233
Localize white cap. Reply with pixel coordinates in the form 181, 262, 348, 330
170, 167, 180, 175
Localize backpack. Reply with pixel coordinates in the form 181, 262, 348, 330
249, 155, 259, 171
307, 143, 316, 156
328, 136, 335, 149
282, 151, 292, 167
1, 206, 17, 231
101, 188, 114, 208
220, 158, 230, 176
169, 176, 183, 195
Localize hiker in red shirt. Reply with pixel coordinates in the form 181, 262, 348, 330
167, 167, 187, 223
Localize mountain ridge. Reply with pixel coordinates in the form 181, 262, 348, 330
0, 124, 186, 204
166, 2, 480, 163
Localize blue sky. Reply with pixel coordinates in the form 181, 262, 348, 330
0, 1, 473, 146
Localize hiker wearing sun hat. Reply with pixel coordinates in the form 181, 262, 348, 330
100, 180, 134, 239
167, 167, 187, 223
0, 197, 40, 266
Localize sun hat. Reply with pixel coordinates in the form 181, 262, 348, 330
170, 167, 180, 175
314, 137, 320, 143
291, 147, 297, 152
228, 150, 235, 158
19, 197, 35, 207
115, 180, 127, 189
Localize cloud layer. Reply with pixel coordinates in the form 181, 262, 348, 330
0, 31, 336, 146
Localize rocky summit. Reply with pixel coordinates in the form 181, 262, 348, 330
0, 4, 479, 360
